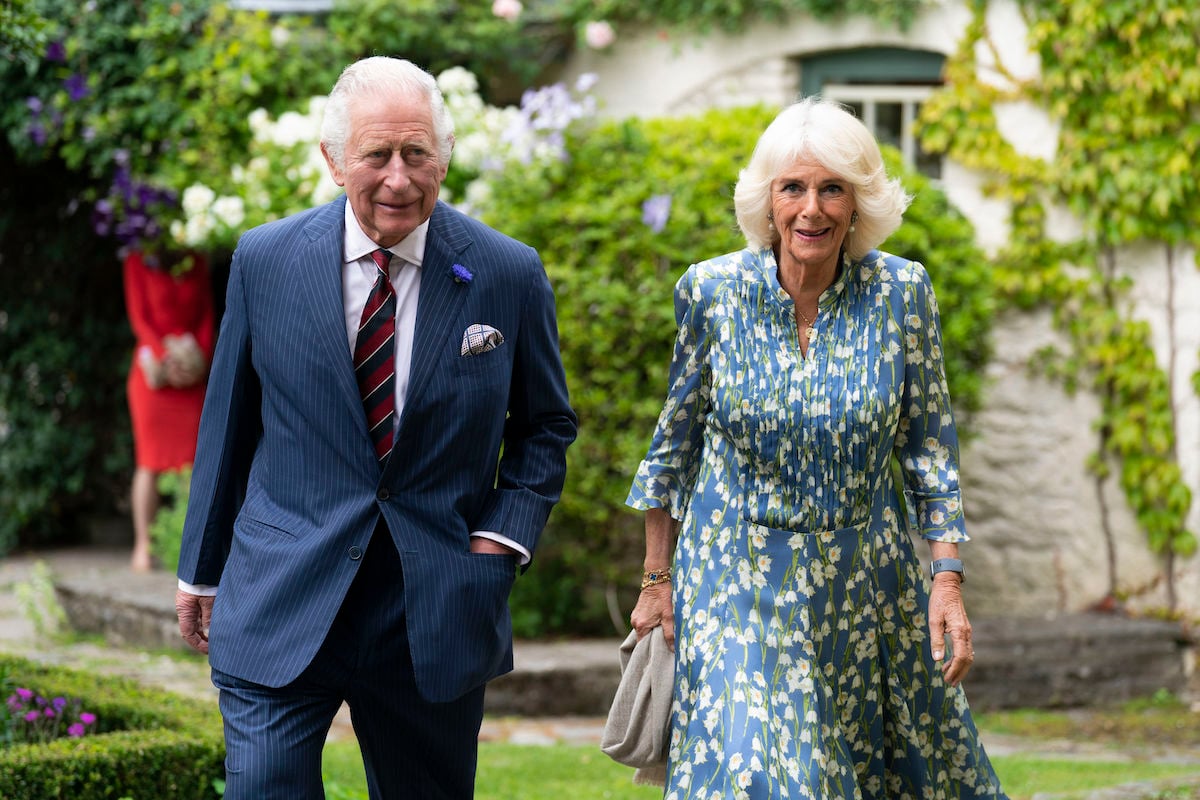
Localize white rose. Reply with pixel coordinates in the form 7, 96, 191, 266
181, 184, 216, 216
211, 196, 245, 229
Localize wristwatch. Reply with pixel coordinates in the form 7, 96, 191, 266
930, 557, 965, 582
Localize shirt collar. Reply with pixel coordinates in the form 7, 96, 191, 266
342, 201, 429, 268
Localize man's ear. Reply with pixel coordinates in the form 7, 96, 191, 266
320, 142, 346, 187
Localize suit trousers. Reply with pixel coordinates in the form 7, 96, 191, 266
212, 519, 487, 800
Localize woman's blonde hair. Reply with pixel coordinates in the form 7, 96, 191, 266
734, 97, 910, 259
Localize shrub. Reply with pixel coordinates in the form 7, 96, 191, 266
0, 151, 134, 556
483, 106, 993, 635
150, 467, 192, 573
0, 654, 224, 799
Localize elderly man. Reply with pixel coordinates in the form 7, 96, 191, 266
175, 56, 576, 799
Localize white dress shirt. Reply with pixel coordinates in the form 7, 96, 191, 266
179, 205, 526, 596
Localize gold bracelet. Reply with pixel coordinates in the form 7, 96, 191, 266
640, 567, 672, 590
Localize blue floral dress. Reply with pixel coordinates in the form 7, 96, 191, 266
627, 248, 1008, 799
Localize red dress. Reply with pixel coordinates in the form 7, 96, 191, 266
124, 251, 215, 471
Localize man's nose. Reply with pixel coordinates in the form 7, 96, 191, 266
383, 153, 410, 190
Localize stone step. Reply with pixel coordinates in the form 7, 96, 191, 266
53, 573, 1196, 716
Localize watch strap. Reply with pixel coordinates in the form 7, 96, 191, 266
930, 557, 965, 582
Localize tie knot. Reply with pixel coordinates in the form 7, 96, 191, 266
370, 249, 392, 274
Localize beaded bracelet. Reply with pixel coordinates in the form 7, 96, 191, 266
640, 567, 672, 590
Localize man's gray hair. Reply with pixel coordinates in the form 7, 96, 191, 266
320, 57, 455, 170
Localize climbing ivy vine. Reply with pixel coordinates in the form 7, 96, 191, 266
918, 0, 1199, 610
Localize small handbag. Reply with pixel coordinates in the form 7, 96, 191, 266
600, 627, 673, 786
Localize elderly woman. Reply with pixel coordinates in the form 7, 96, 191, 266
627, 98, 1008, 798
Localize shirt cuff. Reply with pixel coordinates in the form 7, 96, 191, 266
471, 531, 531, 565
178, 579, 218, 596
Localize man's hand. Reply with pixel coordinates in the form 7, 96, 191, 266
929, 574, 974, 686
176, 589, 215, 655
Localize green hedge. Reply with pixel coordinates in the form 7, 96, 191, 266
484, 105, 993, 636
0, 654, 224, 799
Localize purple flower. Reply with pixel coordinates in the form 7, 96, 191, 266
451, 264, 473, 284
80, 712, 96, 725
45, 40, 67, 62
24, 711, 39, 722
53, 697, 67, 710
68, 723, 85, 737
642, 193, 672, 233
27, 124, 46, 146
25, 96, 43, 114
64, 73, 89, 101
16, 688, 33, 700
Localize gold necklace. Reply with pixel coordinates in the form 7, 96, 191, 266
796, 306, 817, 342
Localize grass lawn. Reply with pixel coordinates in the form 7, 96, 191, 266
320, 695, 1200, 800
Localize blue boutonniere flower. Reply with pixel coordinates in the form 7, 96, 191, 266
451, 263, 473, 284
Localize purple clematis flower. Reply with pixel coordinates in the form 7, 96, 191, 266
45, 40, 67, 62
451, 264, 473, 284
64, 74, 89, 101
642, 193, 673, 234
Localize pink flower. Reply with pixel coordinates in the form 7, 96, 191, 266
491, 0, 522, 21
584, 20, 616, 50
68, 723, 86, 737
80, 712, 97, 725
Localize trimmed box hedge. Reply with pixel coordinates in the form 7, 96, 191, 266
0, 653, 224, 799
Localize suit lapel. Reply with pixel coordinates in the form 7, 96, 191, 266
399, 203, 473, 428
295, 197, 365, 427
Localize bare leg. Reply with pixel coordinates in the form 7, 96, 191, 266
131, 467, 159, 572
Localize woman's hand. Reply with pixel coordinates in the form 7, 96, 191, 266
631, 581, 675, 651
928, 573, 974, 686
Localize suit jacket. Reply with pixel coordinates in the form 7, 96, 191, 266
177, 197, 577, 702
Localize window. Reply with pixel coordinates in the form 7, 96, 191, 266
799, 48, 944, 178
822, 83, 941, 178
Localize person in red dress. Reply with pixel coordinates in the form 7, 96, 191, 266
123, 250, 214, 571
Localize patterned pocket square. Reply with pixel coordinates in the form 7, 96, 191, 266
461, 323, 505, 356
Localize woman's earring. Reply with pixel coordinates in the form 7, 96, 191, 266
849, 210, 858, 233
767, 212, 775, 231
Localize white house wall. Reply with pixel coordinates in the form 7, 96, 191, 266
559, 0, 1200, 617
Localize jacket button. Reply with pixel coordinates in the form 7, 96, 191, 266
348, 546, 363, 561
377, 488, 390, 501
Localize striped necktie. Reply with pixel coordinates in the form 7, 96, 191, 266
355, 249, 396, 462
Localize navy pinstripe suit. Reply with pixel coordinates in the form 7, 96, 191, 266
178, 195, 576, 797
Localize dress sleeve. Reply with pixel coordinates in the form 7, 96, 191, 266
190, 256, 216, 362
626, 265, 711, 520
895, 261, 970, 543
123, 251, 165, 358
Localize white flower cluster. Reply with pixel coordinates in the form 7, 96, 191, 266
172, 184, 245, 248
437, 67, 598, 215
172, 96, 341, 249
